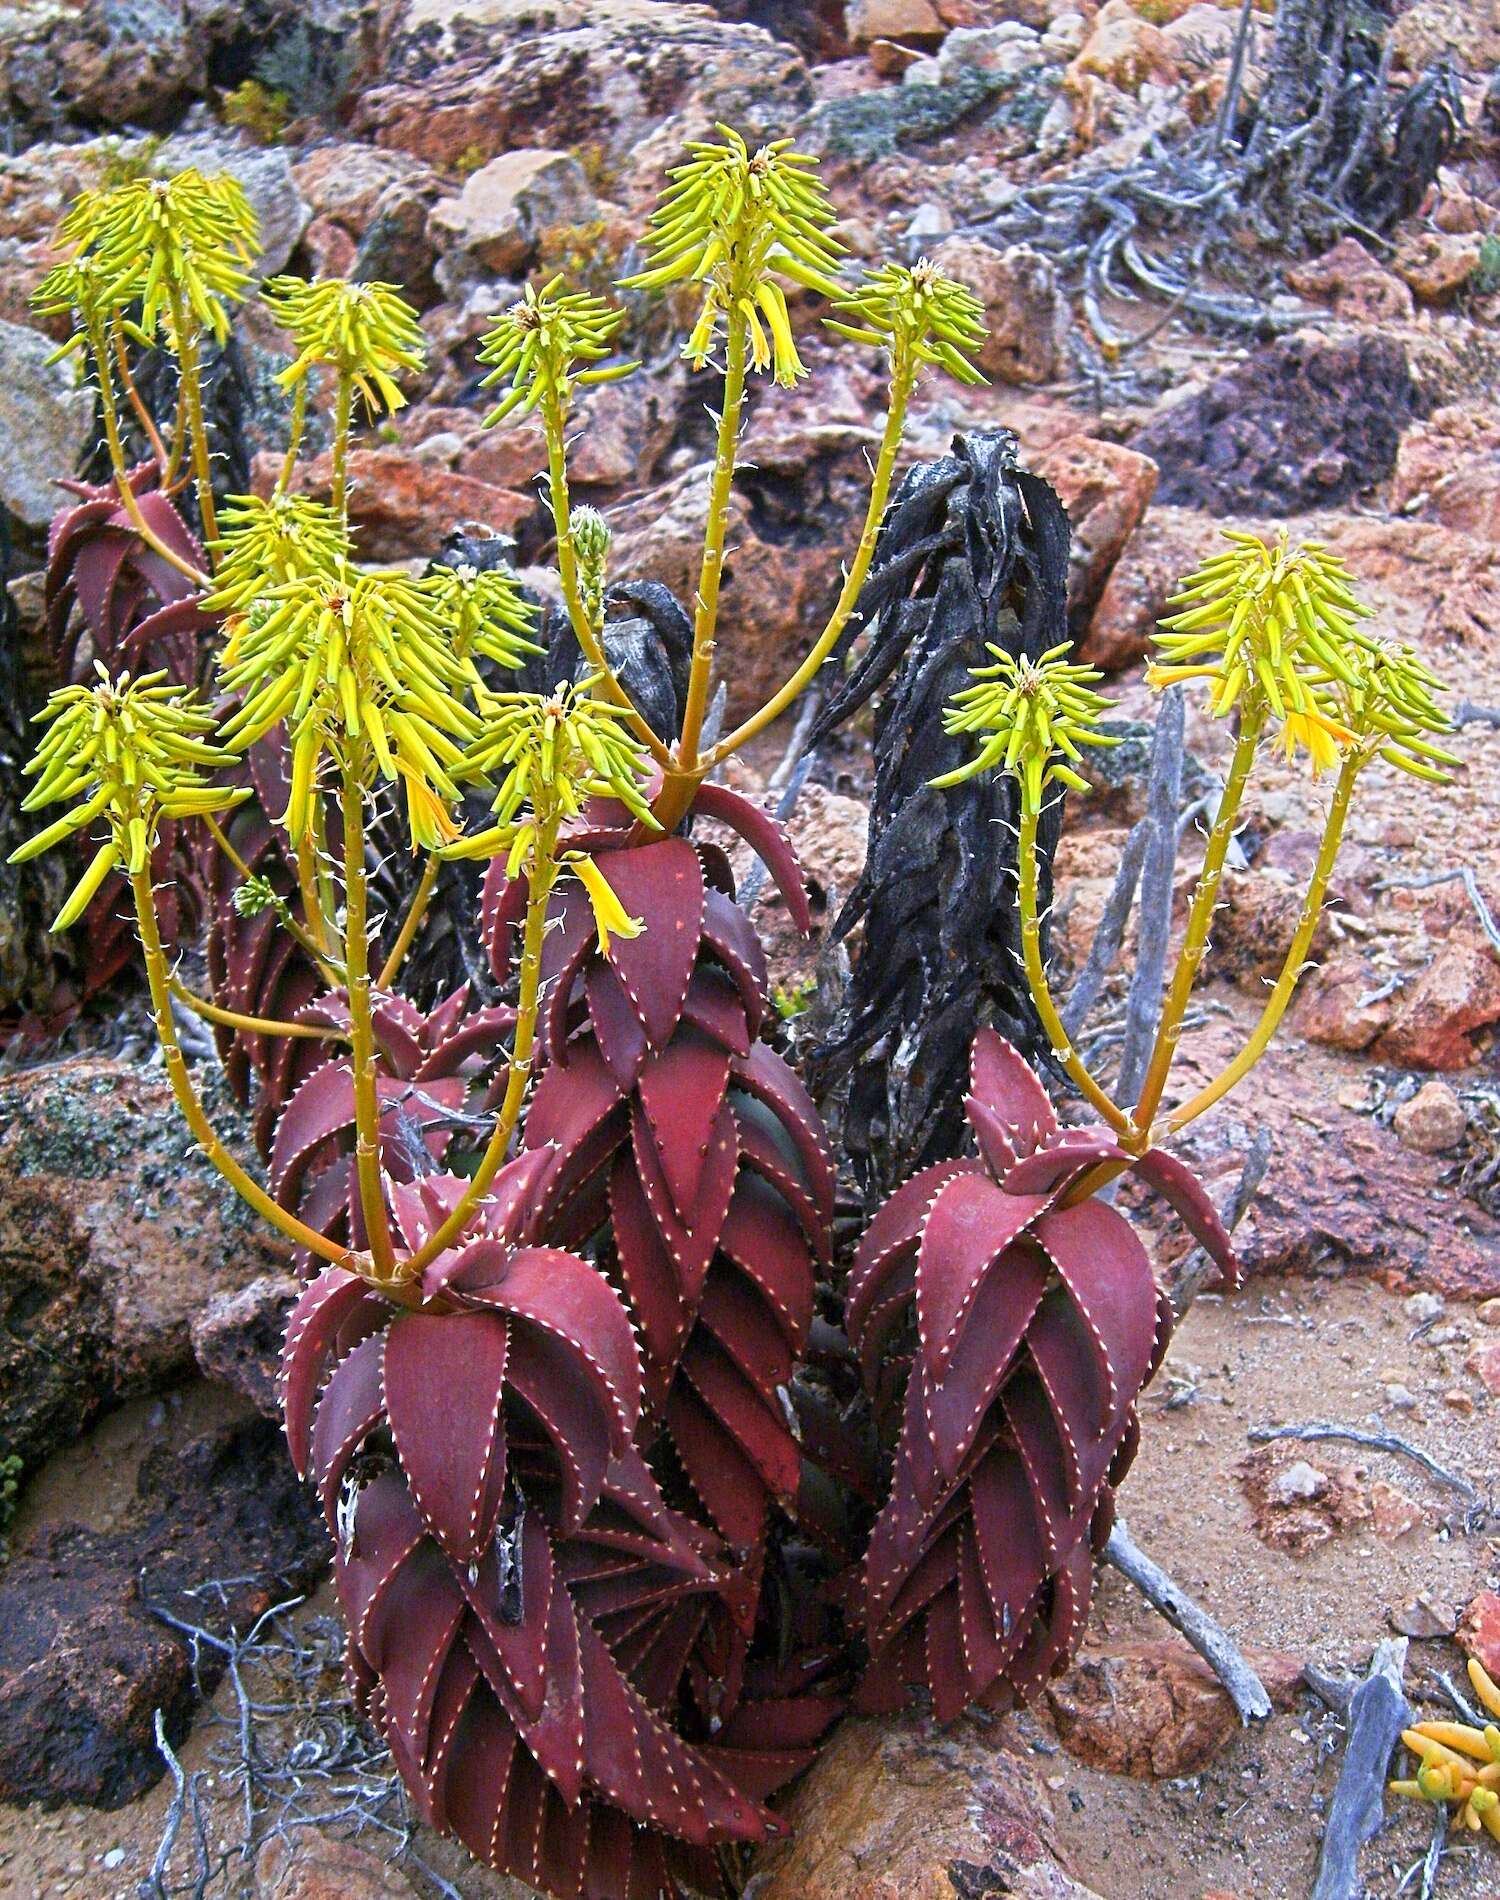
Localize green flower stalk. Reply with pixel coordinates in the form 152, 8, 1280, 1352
422, 562, 544, 668
1165, 635, 1457, 1137
477, 279, 663, 761
932, 642, 1130, 1139
827, 258, 989, 387
404, 678, 660, 1285
932, 643, 1120, 806
622, 125, 844, 385
211, 493, 349, 608
10, 668, 248, 930
709, 258, 992, 775
477, 277, 635, 426
214, 560, 482, 852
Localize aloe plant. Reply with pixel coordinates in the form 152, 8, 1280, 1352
11, 126, 1461, 1899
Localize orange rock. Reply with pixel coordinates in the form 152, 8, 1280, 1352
1458, 1590, 1500, 1676
1032, 432, 1159, 631
847, 0, 946, 44
1069, 0, 1178, 90
1392, 228, 1485, 302
254, 1833, 418, 1899
1286, 237, 1415, 323
267, 447, 535, 562
1374, 931, 1500, 1071
1048, 1640, 1304, 1777
1466, 1339, 1500, 1397
751, 1713, 1106, 1900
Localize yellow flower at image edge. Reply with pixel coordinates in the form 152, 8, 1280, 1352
9, 669, 248, 931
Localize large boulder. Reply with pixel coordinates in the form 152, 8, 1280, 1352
751, 1712, 1107, 1899
0, 316, 94, 531
354, 0, 812, 183
0, 1057, 286, 1480
1132, 334, 1423, 517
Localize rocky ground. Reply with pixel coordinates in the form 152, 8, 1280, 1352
3, 0, 1500, 1896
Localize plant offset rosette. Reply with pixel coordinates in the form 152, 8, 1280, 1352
847, 1028, 1235, 1719
281, 1152, 816, 1893
484, 784, 836, 1560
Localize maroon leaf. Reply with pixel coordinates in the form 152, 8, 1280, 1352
597, 840, 704, 1048
384, 1309, 511, 1564
1131, 1146, 1239, 1288
968, 1028, 1058, 1158
282, 1267, 389, 1476
691, 782, 812, 934
916, 1172, 1048, 1379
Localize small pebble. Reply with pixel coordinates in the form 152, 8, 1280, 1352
1406, 1291, 1445, 1325
1443, 1388, 1475, 1416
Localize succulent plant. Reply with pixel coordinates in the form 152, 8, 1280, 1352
10, 132, 1463, 1900
847, 1028, 1231, 1717
1390, 1659, 1500, 1844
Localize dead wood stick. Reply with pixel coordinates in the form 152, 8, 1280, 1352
1104, 1515, 1273, 1723
1309, 1638, 1411, 1900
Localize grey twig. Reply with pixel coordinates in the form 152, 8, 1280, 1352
1117, 690, 1184, 1107
1245, 1423, 1484, 1528
1419, 1803, 1447, 1900
1310, 1639, 1411, 1900
1104, 1516, 1273, 1723
1062, 818, 1149, 1036
141, 1709, 213, 1900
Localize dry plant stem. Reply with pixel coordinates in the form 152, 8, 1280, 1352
341, 756, 397, 1279
1018, 795, 1137, 1141
169, 974, 350, 1043
1104, 1517, 1272, 1722
713, 362, 915, 766
1132, 704, 1265, 1138
130, 865, 350, 1266
169, 297, 220, 550
87, 315, 207, 587
541, 394, 671, 764
277, 377, 307, 498
1169, 752, 1357, 1133
330, 371, 355, 523
109, 321, 171, 471
378, 854, 439, 989
398, 814, 561, 1281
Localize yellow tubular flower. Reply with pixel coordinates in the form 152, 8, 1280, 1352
9, 668, 248, 930
211, 493, 350, 615
1389, 1663, 1500, 1846
1335, 638, 1460, 783
931, 641, 1121, 807
444, 677, 659, 870
421, 562, 544, 668
621, 125, 845, 385
1151, 531, 1377, 773
59, 170, 259, 346
215, 560, 483, 850
263, 276, 428, 416
827, 258, 989, 386
477, 276, 636, 428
